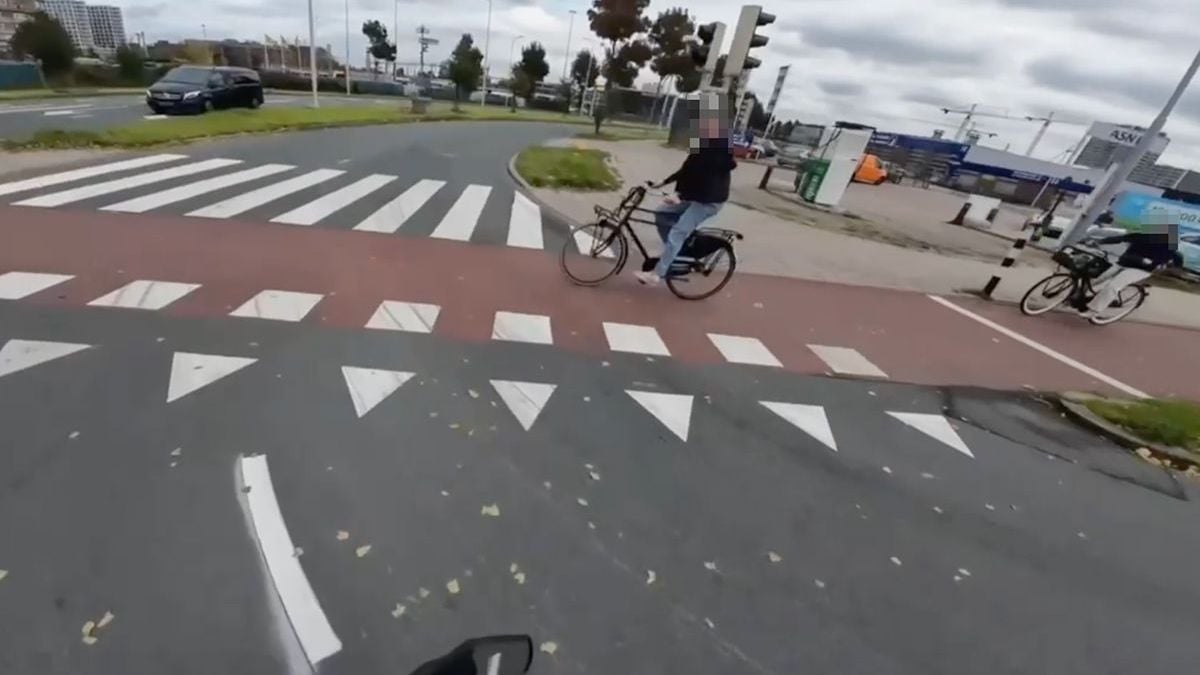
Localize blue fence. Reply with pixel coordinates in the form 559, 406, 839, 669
0, 61, 42, 90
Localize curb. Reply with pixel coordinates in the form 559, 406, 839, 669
505, 150, 588, 235
1055, 392, 1200, 473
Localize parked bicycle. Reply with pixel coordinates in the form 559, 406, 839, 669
1020, 243, 1149, 325
559, 183, 743, 300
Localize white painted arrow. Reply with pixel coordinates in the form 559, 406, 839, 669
760, 401, 838, 451
342, 366, 415, 418
491, 380, 556, 431
887, 412, 974, 458
627, 390, 693, 441
167, 352, 257, 403
0, 339, 92, 379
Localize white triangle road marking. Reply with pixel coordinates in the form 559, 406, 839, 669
0, 271, 74, 300
0, 339, 92, 379
341, 366, 415, 418
760, 401, 838, 451
364, 301, 440, 333
167, 352, 257, 403
491, 380, 556, 431
886, 412, 974, 458
626, 390, 693, 441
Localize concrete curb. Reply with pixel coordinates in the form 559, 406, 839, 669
1055, 392, 1200, 473
505, 150, 589, 236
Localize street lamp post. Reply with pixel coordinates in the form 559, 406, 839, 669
345, 0, 352, 94
578, 40, 594, 117
1062, 46, 1200, 246
562, 9, 576, 80
393, 0, 399, 78
481, 0, 493, 108
307, 0, 319, 107
509, 34, 525, 69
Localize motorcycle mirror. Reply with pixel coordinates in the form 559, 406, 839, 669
408, 634, 533, 675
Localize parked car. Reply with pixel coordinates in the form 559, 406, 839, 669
775, 143, 812, 169
852, 153, 889, 185
146, 66, 264, 114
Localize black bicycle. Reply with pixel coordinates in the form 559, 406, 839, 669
1019, 244, 1149, 325
559, 184, 743, 300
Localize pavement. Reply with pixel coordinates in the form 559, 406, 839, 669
3, 121, 1200, 675
535, 139, 1200, 330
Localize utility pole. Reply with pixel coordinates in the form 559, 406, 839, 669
481, 0, 492, 107
562, 9, 577, 80
307, 0, 319, 107
1025, 111, 1055, 156
1062, 46, 1200, 246
416, 25, 438, 75
392, 0, 399, 78
345, 0, 352, 94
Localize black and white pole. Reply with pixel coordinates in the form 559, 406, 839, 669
981, 236, 1029, 298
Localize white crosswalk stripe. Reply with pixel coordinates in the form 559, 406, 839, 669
354, 178, 444, 233
13, 158, 243, 207
507, 191, 543, 249
187, 168, 345, 219
808, 344, 888, 378
0, 154, 186, 197
101, 164, 295, 213
430, 184, 491, 241
271, 173, 397, 226
87, 280, 201, 310
230, 290, 324, 322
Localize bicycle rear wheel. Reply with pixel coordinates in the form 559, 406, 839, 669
560, 221, 627, 286
1089, 285, 1147, 325
1020, 273, 1075, 315
667, 242, 736, 300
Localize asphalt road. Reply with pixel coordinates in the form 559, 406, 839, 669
1, 122, 1200, 674
0, 92, 387, 140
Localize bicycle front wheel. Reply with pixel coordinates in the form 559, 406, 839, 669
560, 221, 627, 286
1020, 273, 1075, 316
1089, 285, 1147, 326
667, 242, 736, 300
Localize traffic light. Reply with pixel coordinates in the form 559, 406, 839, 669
690, 21, 725, 89
726, 6, 775, 79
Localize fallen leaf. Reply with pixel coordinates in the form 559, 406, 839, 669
585, 463, 595, 470
1135, 447, 1152, 459
985, 504, 996, 511
293, 547, 304, 557
81, 620, 96, 637
932, 506, 944, 514
867, 391, 877, 397
418, 587, 430, 599
356, 545, 373, 558
336, 530, 350, 541
449, 423, 460, 430
440, 490, 450, 497
68, 431, 80, 440
583, 396, 591, 402
587, 521, 596, 530
446, 579, 460, 595
958, 568, 971, 577
468, 389, 480, 399
814, 579, 826, 589
481, 504, 500, 517
646, 570, 656, 585
704, 561, 718, 572
1077, 531, 1088, 540
169, 462, 178, 468
0, 570, 7, 582
704, 618, 715, 629
767, 551, 782, 563
169, 448, 181, 457
588, 471, 601, 481
510, 563, 520, 574
882, 466, 892, 474
540, 641, 558, 655
391, 603, 406, 619
890, 556, 903, 566
576, 497, 589, 507
513, 572, 526, 585
920, 472, 935, 479
543, 481, 552, 490
82, 635, 98, 646
953, 575, 963, 583
429, 411, 439, 418
96, 611, 115, 629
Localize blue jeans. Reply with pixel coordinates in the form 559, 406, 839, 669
653, 200, 722, 277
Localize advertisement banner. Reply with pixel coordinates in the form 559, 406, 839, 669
1111, 192, 1200, 272
765, 65, 790, 117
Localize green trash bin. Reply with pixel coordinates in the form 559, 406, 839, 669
799, 158, 830, 203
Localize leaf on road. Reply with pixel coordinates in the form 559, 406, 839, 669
440, 490, 450, 497
932, 506, 944, 514
418, 587, 431, 599
704, 618, 715, 629
336, 530, 350, 541
985, 504, 996, 511
0, 569, 8, 583
767, 551, 782, 563
68, 431, 81, 440
814, 579, 826, 589
704, 561, 718, 572
96, 611, 115, 629
543, 481, 552, 490
585, 463, 595, 470
429, 411, 439, 418
391, 603, 406, 619
587, 521, 596, 530
170, 448, 182, 457
539, 641, 558, 655
881, 466, 892, 474
890, 556, 903, 566
920, 472, 935, 479
468, 389, 480, 399
356, 545, 373, 558
293, 547, 304, 557
82, 635, 98, 646
958, 568, 971, 577
576, 497, 589, 507
481, 504, 501, 517
446, 579, 461, 595
449, 423, 460, 430
646, 570, 656, 585
81, 620, 97, 644
588, 471, 601, 481
513, 572, 526, 585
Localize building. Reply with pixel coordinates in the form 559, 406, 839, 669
0, 0, 38, 57
84, 3, 123, 56
37, 0, 94, 53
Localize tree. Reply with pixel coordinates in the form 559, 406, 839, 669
569, 49, 598, 109
588, 0, 653, 93
115, 44, 144, 82
509, 66, 532, 111
446, 33, 484, 110
10, 12, 75, 78
361, 20, 396, 78
648, 8, 694, 92
747, 96, 769, 132
181, 42, 213, 65
517, 41, 550, 88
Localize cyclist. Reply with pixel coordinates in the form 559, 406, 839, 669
1080, 218, 1183, 318
635, 96, 737, 286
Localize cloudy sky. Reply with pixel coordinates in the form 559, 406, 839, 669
113, 0, 1200, 167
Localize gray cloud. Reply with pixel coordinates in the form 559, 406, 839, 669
1025, 57, 1197, 117
817, 80, 864, 97
797, 22, 984, 70
123, 3, 168, 19
902, 89, 954, 108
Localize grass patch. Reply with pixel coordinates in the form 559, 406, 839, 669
0, 87, 143, 101
515, 146, 619, 190
575, 127, 668, 142
1085, 397, 1200, 450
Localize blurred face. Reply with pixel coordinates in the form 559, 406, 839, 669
1140, 210, 1180, 247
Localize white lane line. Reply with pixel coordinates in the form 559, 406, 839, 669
238, 454, 342, 666
429, 184, 491, 241
626, 390, 693, 441
230, 290, 323, 322
101, 163, 294, 213
708, 334, 782, 367
760, 402, 838, 451
353, 178, 445, 233
14, 158, 242, 207
807, 344, 888, 378
42, 109, 78, 116
887, 412, 974, 458
491, 380, 556, 431
0, 339, 92, 379
492, 311, 553, 344
0, 103, 85, 115
927, 294, 1148, 398
143, 114, 168, 120
271, 173, 397, 226
603, 322, 670, 356
0, 271, 74, 299
0, 154, 186, 197
186, 168, 344, 219
364, 301, 440, 333
167, 352, 257, 402
87, 280, 200, 310
573, 229, 616, 258
507, 191, 543, 249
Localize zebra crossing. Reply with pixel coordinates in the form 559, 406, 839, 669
0, 154, 562, 250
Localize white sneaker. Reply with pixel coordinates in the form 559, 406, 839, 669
634, 271, 661, 286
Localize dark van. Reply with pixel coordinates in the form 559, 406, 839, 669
146, 66, 264, 114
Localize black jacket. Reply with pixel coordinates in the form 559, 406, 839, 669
1098, 231, 1184, 271
662, 141, 737, 204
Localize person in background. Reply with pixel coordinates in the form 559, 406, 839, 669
636, 94, 737, 286
1082, 213, 1183, 318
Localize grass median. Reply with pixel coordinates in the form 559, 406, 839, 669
0, 87, 144, 101
1085, 397, 1200, 452
514, 146, 620, 190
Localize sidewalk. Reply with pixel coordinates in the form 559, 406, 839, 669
528, 138, 1200, 330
